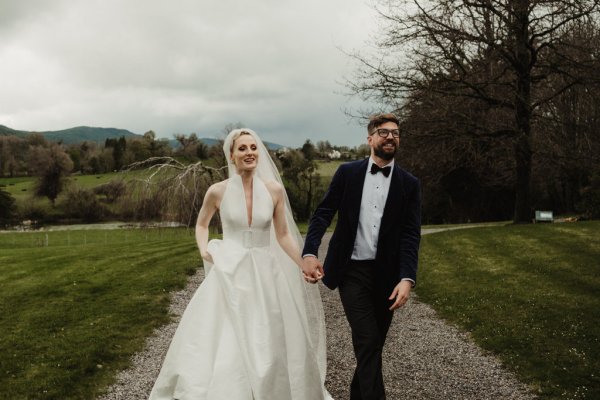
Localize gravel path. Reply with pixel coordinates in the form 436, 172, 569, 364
98, 232, 536, 400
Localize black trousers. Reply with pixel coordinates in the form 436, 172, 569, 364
338, 260, 394, 400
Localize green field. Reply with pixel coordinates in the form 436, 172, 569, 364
0, 228, 201, 399
0, 171, 151, 200
2, 221, 599, 398
417, 221, 600, 399
315, 160, 343, 177
0, 173, 123, 201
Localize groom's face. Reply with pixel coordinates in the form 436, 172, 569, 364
368, 121, 400, 161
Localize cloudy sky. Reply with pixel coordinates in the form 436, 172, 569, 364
0, 0, 383, 147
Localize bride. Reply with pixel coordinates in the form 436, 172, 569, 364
149, 129, 332, 399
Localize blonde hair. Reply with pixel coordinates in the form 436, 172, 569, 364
229, 130, 252, 154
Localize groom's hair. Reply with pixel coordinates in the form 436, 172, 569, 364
367, 113, 399, 134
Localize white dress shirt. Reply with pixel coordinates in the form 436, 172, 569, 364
351, 158, 394, 260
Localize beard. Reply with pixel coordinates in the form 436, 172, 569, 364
373, 141, 397, 161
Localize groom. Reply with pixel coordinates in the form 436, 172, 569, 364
301, 113, 421, 400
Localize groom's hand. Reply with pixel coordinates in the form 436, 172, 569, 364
388, 280, 412, 310
301, 255, 324, 283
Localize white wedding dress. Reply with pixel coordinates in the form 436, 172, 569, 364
149, 174, 332, 400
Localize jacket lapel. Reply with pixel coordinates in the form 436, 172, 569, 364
347, 159, 369, 231
379, 164, 403, 237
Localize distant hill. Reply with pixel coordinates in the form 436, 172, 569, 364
0, 124, 141, 144
263, 141, 285, 151
0, 125, 28, 138
1, 124, 285, 149
42, 127, 141, 144
197, 137, 284, 151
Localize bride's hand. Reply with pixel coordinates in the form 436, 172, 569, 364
302, 270, 322, 284
201, 251, 213, 264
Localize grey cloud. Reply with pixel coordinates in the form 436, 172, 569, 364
0, 0, 379, 147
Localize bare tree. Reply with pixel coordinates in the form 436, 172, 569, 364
350, 0, 600, 222
122, 157, 227, 226
533, 22, 600, 211
221, 122, 244, 137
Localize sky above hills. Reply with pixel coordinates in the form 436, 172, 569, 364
0, 0, 384, 148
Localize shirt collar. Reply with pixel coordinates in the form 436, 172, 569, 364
368, 157, 395, 170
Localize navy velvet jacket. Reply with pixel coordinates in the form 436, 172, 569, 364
302, 159, 421, 294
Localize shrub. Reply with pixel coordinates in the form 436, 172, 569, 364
61, 188, 106, 222
93, 180, 126, 203
17, 199, 57, 225
116, 190, 164, 221
578, 173, 600, 219
0, 188, 17, 227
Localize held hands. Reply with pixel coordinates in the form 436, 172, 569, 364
388, 280, 412, 311
301, 256, 324, 284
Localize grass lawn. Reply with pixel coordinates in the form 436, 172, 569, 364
0, 173, 122, 202
315, 160, 343, 177
0, 176, 37, 201
0, 228, 201, 399
417, 221, 600, 399
0, 170, 153, 202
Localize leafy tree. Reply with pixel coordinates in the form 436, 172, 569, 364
174, 133, 201, 161
28, 143, 74, 205
279, 150, 324, 220
124, 139, 151, 165
300, 140, 317, 161
105, 137, 127, 170
143, 130, 171, 157
355, 144, 370, 159
25, 133, 47, 147
196, 142, 209, 159
115, 137, 127, 170
67, 147, 82, 172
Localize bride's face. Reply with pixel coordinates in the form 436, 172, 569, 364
231, 134, 259, 171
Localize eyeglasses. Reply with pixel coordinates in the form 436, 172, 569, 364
372, 128, 400, 138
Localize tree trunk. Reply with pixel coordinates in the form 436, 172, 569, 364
512, 0, 533, 223
513, 133, 532, 223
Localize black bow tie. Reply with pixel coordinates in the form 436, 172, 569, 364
370, 163, 391, 177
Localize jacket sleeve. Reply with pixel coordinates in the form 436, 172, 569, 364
302, 165, 345, 257
398, 176, 421, 284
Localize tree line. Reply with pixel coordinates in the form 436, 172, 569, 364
0, 131, 172, 178
0, 131, 358, 228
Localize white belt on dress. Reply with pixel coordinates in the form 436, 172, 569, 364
228, 229, 271, 248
